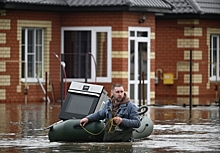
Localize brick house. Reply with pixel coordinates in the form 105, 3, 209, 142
155, 0, 220, 105
0, 0, 219, 106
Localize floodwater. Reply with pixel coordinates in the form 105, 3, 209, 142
0, 103, 219, 153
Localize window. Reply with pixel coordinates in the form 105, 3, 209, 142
210, 35, 220, 81
21, 28, 44, 82
61, 27, 112, 82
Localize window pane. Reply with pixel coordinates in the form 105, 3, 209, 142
36, 46, 42, 62
28, 55, 34, 77
130, 40, 135, 80
96, 32, 107, 77
22, 29, 25, 44
138, 83, 148, 105
36, 29, 43, 45
130, 31, 135, 37
130, 84, 134, 100
21, 29, 25, 78
36, 62, 42, 78
138, 42, 148, 80
137, 31, 148, 37
64, 31, 91, 79
213, 37, 217, 76
28, 30, 34, 53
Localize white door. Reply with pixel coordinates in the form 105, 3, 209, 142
128, 27, 150, 106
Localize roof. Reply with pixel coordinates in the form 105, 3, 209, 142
0, 0, 67, 6
167, 0, 220, 14
195, 0, 220, 14
0, 0, 172, 10
168, 0, 198, 14
0, 0, 220, 15
0, 0, 175, 13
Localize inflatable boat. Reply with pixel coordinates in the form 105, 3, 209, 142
46, 81, 154, 142
48, 109, 153, 142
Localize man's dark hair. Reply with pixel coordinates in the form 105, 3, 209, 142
111, 83, 123, 90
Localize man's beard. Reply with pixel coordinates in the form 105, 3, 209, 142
116, 96, 123, 102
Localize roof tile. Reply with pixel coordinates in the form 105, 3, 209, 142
168, 0, 196, 13
3, 0, 172, 8
195, 0, 220, 14
2, 0, 220, 14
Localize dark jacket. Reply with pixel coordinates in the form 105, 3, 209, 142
86, 99, 141, 142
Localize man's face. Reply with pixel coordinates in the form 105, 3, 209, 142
111, 86, 124, 102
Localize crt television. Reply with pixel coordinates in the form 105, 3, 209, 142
58, 81, 108, 120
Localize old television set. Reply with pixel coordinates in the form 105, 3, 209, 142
58, 81, 108, 120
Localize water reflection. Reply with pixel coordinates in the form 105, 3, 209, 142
150, 106, 220, 125
0, 103, 219, 153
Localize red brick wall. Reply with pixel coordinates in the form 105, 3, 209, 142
61, 11, 155, 97
1, 10, 156, 103
0, 10, 62, 103
155, 18, 220, 105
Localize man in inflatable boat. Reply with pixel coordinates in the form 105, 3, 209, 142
80, 83, 141, 142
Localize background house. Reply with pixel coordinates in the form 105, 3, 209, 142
0, 0, 219, 106
155, 0, 220, 105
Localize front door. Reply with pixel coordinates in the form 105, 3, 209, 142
128, 27, 150, 105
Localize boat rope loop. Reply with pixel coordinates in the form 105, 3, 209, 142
107, 118, 120, 134
79, 118, 120, 136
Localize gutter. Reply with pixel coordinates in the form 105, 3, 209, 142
0, 2, 172, 13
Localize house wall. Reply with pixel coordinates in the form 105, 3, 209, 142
0, 10, 156, 103
58, 11, 156, 102
2, 8, 219, 105
155, 18, 220, 105
0, 10, 61, 103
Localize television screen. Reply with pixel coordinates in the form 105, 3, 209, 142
65, 94, 95, 115
58, 92, 99, 120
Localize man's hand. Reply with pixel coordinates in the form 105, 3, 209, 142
113, 116, 122, 125
80, 118, 89, 126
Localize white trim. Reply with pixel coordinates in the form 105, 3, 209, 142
210, 35, 220, 81
21, 28, 44, 82
21, 78, 44, 83
128, 27, 151, 105
68, 90, 100, 97
61, 26, 112, 83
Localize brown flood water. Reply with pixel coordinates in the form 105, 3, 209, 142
0, 103, 219, 153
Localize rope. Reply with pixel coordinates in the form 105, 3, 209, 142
107, 118, 120, 134
79, 118, 120, 136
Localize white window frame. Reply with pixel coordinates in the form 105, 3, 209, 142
128, 27, 151, 105
21, 28, 44, 83
210, 35, 220, 81
61, 27, 112, 83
